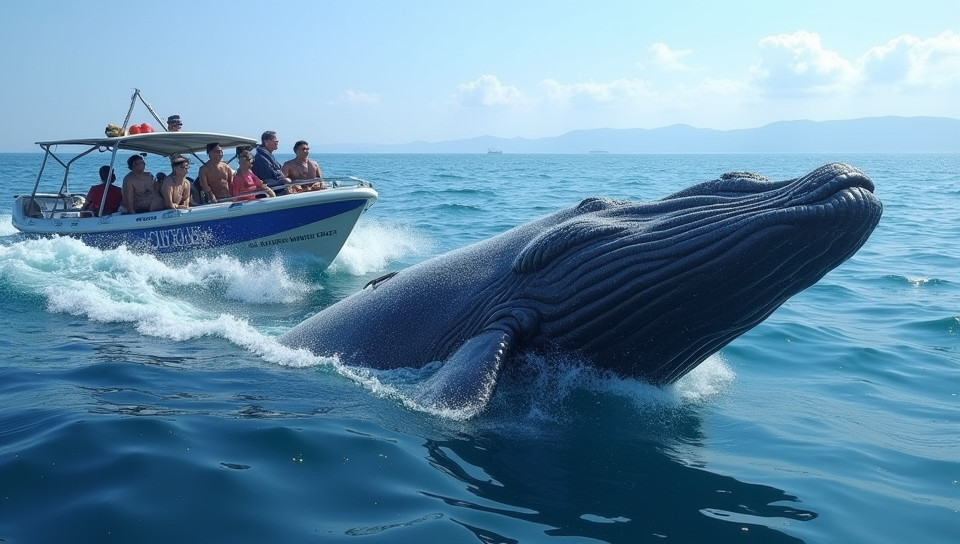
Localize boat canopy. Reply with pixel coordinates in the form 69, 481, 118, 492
36, 132, 258, 157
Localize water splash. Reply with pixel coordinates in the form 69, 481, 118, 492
326, 351, 735, 423
328, 218, 431, 275
1, 216, 733, 422
0, 218, 436, 377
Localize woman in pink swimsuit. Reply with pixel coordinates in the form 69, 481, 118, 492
231, 150, 276, 201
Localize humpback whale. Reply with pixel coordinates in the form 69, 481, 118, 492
281, 163, 882, 416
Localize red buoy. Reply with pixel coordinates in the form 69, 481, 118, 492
128, 124, 142, 135
140, 123, 153, 133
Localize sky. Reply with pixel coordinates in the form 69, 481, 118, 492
0, 0, 957, 151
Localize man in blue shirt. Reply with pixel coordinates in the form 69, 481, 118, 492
253, 130, 291, 195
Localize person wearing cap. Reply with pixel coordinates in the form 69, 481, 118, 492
161, 156, 192, 209
253, 130, 291, 196
167, 115, 183, 132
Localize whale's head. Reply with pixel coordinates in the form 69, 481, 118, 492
515, 162, 882, 384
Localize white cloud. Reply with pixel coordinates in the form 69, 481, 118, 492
861, 30, 960, 89
445, 31, 957, 136
341, 90, 381, 104
646, 42, 696, 72
860, 35, 916, 85
454, 74, 525, 107
540, 78, 654, 106
751, 31, 859, 95
750, 30, 960, 97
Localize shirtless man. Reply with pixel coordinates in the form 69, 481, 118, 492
197, 142, 234, 203
122, 154, 163, 214
161, 156, 192, 209
281, 140, 325, 193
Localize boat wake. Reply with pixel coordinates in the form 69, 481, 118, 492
0, 216, 424, 353
1, 215, 731, 422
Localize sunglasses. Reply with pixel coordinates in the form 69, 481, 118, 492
174, 163, 189, 168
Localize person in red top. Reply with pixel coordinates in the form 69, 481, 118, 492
81, 165, 123, 216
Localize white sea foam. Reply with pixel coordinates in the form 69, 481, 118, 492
0, 237, 331, 366
335, 351, 738, 423
327, 218, 430, 275
1, 218, 732, 422
512, 352, 734, 409
672, 355, 736, 401
0, 213, 18, 236
0, 218, 434, 376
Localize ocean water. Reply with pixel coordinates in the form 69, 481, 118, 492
0, 152, 957, 543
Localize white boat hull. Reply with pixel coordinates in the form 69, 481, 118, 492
13, 187, 377, 266
14, 123, 377, 267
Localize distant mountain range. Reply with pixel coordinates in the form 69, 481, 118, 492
316, 116, 960, 154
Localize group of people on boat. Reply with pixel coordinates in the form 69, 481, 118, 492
82, 154, 190, 216
80, 130, 326, 217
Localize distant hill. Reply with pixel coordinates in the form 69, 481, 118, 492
316, 116, 960, 154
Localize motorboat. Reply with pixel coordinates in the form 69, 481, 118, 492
11, 93, 378, 266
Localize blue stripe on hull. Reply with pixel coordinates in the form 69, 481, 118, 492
77, 199, 367, 254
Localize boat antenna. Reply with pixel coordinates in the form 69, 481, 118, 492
137, 92, 168, 129
120, 89, 139, 131
122, 88, 170, 131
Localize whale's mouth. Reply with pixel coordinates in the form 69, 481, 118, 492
690, 164, 882, 235
846, 172, 875, 193
794, 166, 876, 205
777, 168, 881, 231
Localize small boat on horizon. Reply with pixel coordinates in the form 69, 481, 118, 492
487, 147, 502, 154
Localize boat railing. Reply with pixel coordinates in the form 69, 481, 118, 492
217, 190, 275, 204
19, 175, 375, 218
19, 192, 88, 220
285, 176, 373, 190
197, 176, 373, 205
24, 144, 102, 219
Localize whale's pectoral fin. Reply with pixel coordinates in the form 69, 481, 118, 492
414, 329, 515, 417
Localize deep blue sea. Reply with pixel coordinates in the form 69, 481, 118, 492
1, 152, 957, 543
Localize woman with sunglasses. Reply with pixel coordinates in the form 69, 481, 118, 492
231, 149, 277, 202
